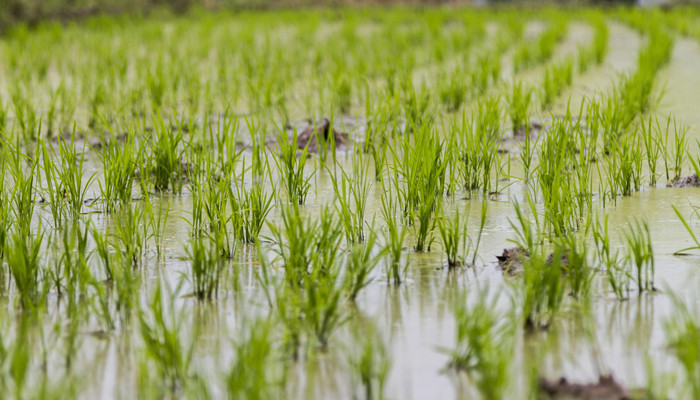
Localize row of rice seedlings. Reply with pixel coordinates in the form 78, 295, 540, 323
577, 16, 609, 73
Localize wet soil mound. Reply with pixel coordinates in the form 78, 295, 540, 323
670, 173, 700, 188
496, 247, 528, 274
539, 375, 630, 400
296, 118, 349, 153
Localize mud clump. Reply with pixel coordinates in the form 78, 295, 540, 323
539, 375, 630, 400
513, 121, 543, 138
296, 118, 349, 153
496, 247, 528, 274
670, 173, 700, 188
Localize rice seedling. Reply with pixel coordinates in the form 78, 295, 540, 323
592, 215, 629, 299
112, 202, 150, 267
347, 321, 392, 400
380, 191, 407, 285
664, 294, 700, 399
226, 317, 287, 399
95, 125, 138, 213
458, 96, 503, 194
149, 113, 186, 193
623, 219, 655, 293
138, 282, 194, 394
328, 147, 372, 244
7, 227, 46, 310
506, 81, 532, 134
592, 16, 609, 64
521, 247, 566, 329
344, 230, 384, 301
445, 286, 514, 399
438, 68, 469, 113
186, 237, 225, 300
275, 126, 315, 205
437, 208, 469, 268
554, 235, 594, 301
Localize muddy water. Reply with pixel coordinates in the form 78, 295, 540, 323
14, 21, 700, 400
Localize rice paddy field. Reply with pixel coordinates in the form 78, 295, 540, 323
4, 4, 700, 399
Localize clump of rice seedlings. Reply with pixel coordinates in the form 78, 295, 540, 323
186, 237, 225, 300
328, 147, 372, 244
554, 235, 594, 301
112, 202, 150, 267
10, 88, 39, 142
623, 219, 655, 293
669, 117, 689, 182
45, 128, 96, 221
302, 259, 349, 349
457, 101, 502, 194
438, 68, 469, 113
506, 81, 532, 134
380, 192, 407, 285
7, 227, 45, 310
471, 52, 501, 96
445, 286, 514, 399
149, 113, 186, 193
231, 179, 275, 244
344, 230, 384, 301
592, 17, 609, 65
96, 125, 138, 213
275, 126, 314, 205
592, 215, 629, 299
606, 134, 644, 197
347, 321, 392, 400
57, 221, 92, 316
226, 317, 287, 399
521, 247, 566, 329
401, 80, 432, 130
437, 208, 469, 268
537, 112, 587, 236
138, 283, 194, 395
640, 116, 663, 187
145, 194, 171, 257
664, 294, 700, 399
541, 57, 573, 109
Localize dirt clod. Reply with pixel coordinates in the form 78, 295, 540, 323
539, 375, 630, 400
670, 173, 700, 188
296, 117, 349, 153
496, 247, 528, 274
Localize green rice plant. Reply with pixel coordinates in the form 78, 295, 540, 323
640, 116, 663, 186
10, 88, 39, 143
458, 97, 503, 194
623, 218, 655, 293
508, 198, 542, 257
521, 247, 566, 329
471, 52, 500, 96
664, 294, 700, 399
554, 235, 594, 301
401, 80, 432, 130
537, 112, 586, 236
139, 282, 194, 395
7, 225, 45, 310
592, 215, 629, 299
230, 178, 275, 244
506, 81, 532, 134
438, 68, 469, 113
301, 260, 349, 350
347, 321, 391, 400
91, 223, 114, 283
149, 113, 186, 193
445, 286, 514, 399
112, 202, 150, 267
226, 317, 287, 399
541, 57, 573, 109
344, 230, 384, 301
145, 194, 171, 257
7, 145, 38, 237
607, 134, 644, 196
328, 148, 372, 244
592, 17, 609, 65
669, 117, 689, 182
186, 237, 225, 300
95, 126, 138, 213
275, 126, 314, 205
437, 208, 469, 268
56, 221, 93, 318
380, 191, 407, 285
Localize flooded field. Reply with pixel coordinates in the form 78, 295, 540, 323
1, 6, 700, 399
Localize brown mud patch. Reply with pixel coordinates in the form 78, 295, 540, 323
539, 375, 630, 400
669, 173, 700, 188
